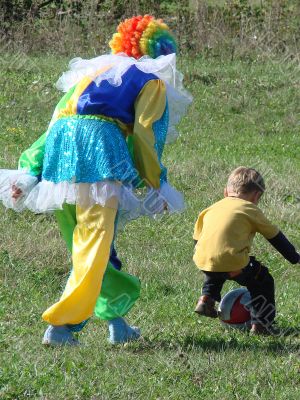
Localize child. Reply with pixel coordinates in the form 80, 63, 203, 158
193, 167, 299, 335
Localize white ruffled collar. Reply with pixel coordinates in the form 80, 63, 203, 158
56, 53, 192, 143
56, 53, 179, 91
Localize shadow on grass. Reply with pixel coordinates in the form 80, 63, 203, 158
279, 326, 300, 337
118, 329, 300, 355
180, 333, 300, 354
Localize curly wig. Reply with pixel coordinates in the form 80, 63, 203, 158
109, 15, 177, 59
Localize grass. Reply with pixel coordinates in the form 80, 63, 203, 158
0, 52, 299, 399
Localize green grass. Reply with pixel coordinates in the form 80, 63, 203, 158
0, 53, 299, 400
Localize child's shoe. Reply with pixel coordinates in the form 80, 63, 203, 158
250, 323, 281, 336
108, 317, 141, 344
194, 295, 218, 318
42, 325, 79, 346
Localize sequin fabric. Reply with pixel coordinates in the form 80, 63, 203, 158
42, 106, 169, 186
43, 117, 138, 184
154, 103, 169, 183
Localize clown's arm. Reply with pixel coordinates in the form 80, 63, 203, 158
133, 79, 184, 214
0, 131, 46, 208
8, 132, 47, 202
18, 132, 47, 177
11, 87, 78, 201
18, 85, 78, 176
133, 79, 166, 189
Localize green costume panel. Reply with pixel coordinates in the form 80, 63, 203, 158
18, 132, 47, 176
95, 265, 141, 320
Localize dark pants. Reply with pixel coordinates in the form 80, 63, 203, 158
202, 257, 275, 325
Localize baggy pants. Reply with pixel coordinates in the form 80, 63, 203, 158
42, 202, 140, 325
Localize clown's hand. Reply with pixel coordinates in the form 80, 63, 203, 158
12, 173, 38, 198
142, 188, 168, 215
141, 182, 185, 216
0, 170, 38, 211
12, 184, 23, 200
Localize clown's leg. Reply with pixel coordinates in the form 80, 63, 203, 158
47, 203, 141, 345
43, 203, 117, 329
54, 204, 141, 322
107, 318, 141, 344
54, 203, 77, 253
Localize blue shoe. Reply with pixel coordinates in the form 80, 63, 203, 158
108, 317, 141, 344
42, 325, 79, 346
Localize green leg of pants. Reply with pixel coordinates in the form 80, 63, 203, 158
54, 204, 141, 320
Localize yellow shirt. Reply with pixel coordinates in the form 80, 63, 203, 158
193, 197, 279, 272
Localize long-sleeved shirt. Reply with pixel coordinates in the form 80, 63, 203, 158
193, 197, 299, 272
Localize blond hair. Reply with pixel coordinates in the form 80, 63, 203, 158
227, 167, 265, 194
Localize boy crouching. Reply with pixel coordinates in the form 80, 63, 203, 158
193, 167, 300, 335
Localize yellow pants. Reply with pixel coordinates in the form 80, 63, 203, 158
42, 203, 117, 325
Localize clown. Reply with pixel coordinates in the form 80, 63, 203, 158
0, 15, 192, 345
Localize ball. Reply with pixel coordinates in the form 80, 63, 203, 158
218, 288, 252, 330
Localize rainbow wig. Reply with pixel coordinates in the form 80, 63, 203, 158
109, 15, 177, 59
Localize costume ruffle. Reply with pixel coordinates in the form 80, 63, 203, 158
56, 53, 192, 143
0, 170, 184, 224
0, 170, 38, 211
166, 83, 191, 143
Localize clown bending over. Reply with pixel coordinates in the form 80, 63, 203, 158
0, 15, 192, 345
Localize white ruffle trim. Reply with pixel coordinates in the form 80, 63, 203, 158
56, 53, 192, 143
57, 53, 179, 92
166, 83, 192, 143
0, 170, 185, 223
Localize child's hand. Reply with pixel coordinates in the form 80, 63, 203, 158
12, 185, 23, 200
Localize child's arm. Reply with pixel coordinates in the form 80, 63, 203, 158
267, 231, 300, 264
248, 204, 299, 264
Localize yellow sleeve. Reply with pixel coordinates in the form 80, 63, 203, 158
248, 205, 279, 239
133, 80, 166, 189
193, 210, 206, 240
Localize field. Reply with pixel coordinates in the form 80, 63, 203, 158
0, 52, 299, 399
